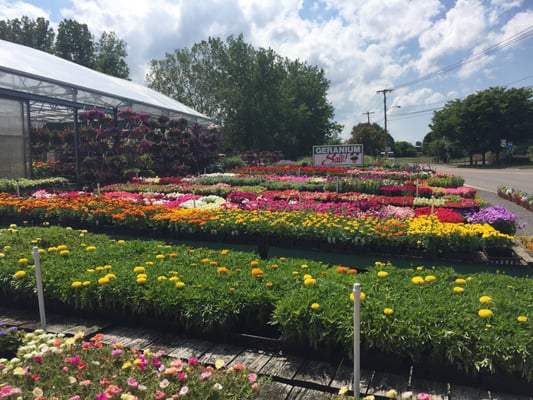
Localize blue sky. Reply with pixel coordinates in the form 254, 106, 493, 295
1, 0, 532, 145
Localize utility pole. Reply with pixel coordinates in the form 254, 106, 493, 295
376, 89, 393, 133
362, 111, 374, 124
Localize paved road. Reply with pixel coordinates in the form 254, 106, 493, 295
433, 164, 533, 194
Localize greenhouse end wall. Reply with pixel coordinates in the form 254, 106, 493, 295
0, 98, 30, 178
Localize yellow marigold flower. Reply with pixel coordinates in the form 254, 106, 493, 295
156, 254, 165, 260
304, 277, 317, 286
98, 277, 109, 285
386, 389, 398, 398
292, 271, 299, 275
485, 324, 492, 329
377, 271, 389, 278
158, 276, 167, 281
175, 281, 186, 289
310, 303, 320, 310
250, 260, 259, 267
96, 266, 104, 271
217, 267, 229, 274
265, 281, 273, 288
9, 223, 17, 229
133, 266, 145, 274
14, 270, 26, 279
517, 316, 528, 323
455, 278, 466, 285
0, 253, 4, 258
301, 264, 308, 269
122, 362, 132, 369
60, 250, 70, 256
251, 268, 263, 277
71, 281, 82, 288
349, 292, 366, 301
453, 286, 464, 293
48, 247, 57, 252
168, 253, 177, 258
82, 281, 91, 287
271, 264, 279, 269
188, 249, 195, 254
146, 261, 154, 266
210, 261, 218, 266
411, 276, 425, 285
57, 245, 68, 251
86, 246, 96, 252
220, 249, 229, 255
479, 295, 492, 304
18, 258, 28, 264
136, 277, 147, 284
279, 257, 287, 261
104, 265, 112, 270
383, 308, 394, 315
105, 273, 116, 280
169, 276, 178, 282
229, 287, 235, 292
416, 266, 424, 271
424, 275, 436, 283
137, 273, 147, 280
478, 309, 493, 319
303, 274, 312, 280
38, 248, 45, 254
117, 240, 125, 245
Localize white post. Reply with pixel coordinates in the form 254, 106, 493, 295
97, 183, 101, 196
353, 283, 361, 398
32, 246, 47, 330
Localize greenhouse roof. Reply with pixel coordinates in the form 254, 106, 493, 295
0, 39, 212, 124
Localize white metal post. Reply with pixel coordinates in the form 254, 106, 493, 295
353, 282, 361, 398
32, 246, 47, 330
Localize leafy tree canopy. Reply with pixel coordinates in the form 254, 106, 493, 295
0, 16, 54, 52
426, 86, 533, 164
0, 16, 129, 79
346, 122, 394, 157
146, 34, 341, 159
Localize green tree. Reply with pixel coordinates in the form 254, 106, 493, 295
93, 31, 130, 79
427, 87, 533, 165
346, 123, 393, 157
146, 34, 340, 159
394, 141, 417, 157
0, 16, 54, 51
55, 19, 94, 68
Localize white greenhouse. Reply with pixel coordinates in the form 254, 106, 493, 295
0, 39, 212, 180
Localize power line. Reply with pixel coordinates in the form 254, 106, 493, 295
392, 25, 533, 90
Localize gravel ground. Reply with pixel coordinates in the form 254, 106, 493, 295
476, 189, 533, 237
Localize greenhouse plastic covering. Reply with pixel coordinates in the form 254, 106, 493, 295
0, 39, 212, 123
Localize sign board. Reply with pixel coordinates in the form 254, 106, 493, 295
312, 144, 364, 167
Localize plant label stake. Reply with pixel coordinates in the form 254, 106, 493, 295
353, 282, 361, 398
32, 246, 47, 330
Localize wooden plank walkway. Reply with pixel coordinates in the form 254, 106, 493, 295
1, 306, 531, 400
